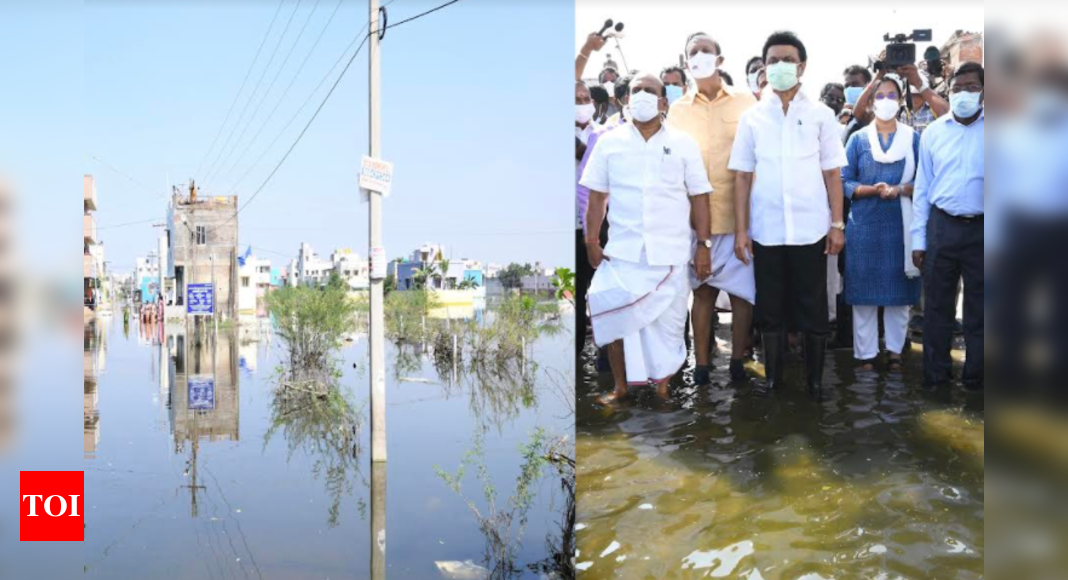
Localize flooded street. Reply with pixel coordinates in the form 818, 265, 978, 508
84, 301, 573, 580
576, 319, 984, 579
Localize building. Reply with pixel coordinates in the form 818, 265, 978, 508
941, 30, 983, 70
289, 243, 370, 291
521, 266, 558, 294
237, 251, 273, 316
84, 175, 101, 316
330, 248, 370, 291
389, 243, 484, 292
135, 256, 161, 303
164, 182, 239, 320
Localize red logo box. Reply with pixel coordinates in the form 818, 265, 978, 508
20, 471, 84, 541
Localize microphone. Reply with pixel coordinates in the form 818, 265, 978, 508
597, 19, 613, 38
615, 22, 624, 33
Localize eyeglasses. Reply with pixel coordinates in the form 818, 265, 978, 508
874, 93, 899, 101
950, 84, 983, 94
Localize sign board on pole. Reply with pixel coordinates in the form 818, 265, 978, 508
186, 283, 214, 316
188, 375, 216, 410
369, 246, 387, 280
359, 156, 394, 198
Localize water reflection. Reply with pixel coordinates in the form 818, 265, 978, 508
84, 296, 571, 579
576, 323, 983, 579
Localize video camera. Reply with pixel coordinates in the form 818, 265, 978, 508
874, 29, 933, 71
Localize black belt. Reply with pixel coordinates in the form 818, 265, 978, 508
935, 206, 983, 223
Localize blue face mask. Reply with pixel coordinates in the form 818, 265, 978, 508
950, 91, 983, 118
844, 86, 864, 106
666, 85, 684, 105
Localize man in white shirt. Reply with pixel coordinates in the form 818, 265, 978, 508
730, 31, 848, 393
581, 72, 714, 403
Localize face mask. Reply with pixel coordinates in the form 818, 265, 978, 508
629, 91, 661, 123
748, 72, 761, 94
576, 103, 596, 125
603, 81, 616, 99
688, 52, 719, 80
950, 91, 983, 118
844, 86, 864, 106
873, 99, 900, 121
665, 85, 684, 105
766, 62, 799, 92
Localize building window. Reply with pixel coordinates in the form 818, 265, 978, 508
195, 225, 207, 245
241, 276, 250, 288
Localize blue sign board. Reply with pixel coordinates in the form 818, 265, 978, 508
187, 283, 214, 315
188, 376, 216, 410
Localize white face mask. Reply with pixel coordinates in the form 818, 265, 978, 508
688, 52, 719, 80
873, 99, 900, 121
576, 103, 596, 125
747, 72, 761, 94
603, 81, 616, 99
629, 91, 661, 122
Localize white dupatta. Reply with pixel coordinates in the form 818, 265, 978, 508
862, 121, 920, 279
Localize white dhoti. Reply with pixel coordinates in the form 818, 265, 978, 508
588, 254, 689, 385
689, 233, 756, 307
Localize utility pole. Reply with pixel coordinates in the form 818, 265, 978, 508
368, 0, 387, 463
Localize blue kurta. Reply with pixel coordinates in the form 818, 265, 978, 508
841, 130, 922, 306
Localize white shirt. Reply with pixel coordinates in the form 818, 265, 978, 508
580, 123, 712, 266
729, 88, 848, 246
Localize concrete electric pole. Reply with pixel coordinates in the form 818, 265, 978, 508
368, 0, 387, 464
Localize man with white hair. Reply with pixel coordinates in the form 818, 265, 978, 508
582, 72, 714, 402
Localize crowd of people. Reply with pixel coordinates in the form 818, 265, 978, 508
575, 29, 984, 403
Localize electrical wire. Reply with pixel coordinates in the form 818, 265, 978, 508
202, 0, 305, 185
193, 0, 286, 180
221, 0, 463, 225
384, 0, 462, 30
97, 217, 164, 230
208, 0, 325, 189
89, 154, 168, 199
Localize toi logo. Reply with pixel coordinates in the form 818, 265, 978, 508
19, 471, 84, 541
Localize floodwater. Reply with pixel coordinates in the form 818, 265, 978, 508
83, 301, 573, 580
576, 318, 984, 579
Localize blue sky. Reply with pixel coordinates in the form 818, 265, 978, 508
80, 0, 573, 273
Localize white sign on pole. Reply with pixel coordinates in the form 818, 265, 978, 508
369, 246, 387, 280
359, 156, 394, 199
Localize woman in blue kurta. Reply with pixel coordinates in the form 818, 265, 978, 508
841, 76, 922, 370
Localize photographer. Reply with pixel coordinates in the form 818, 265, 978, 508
855, 60, 949, 135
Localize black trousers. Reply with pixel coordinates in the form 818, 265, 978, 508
992, 212, 1068, 391
575, 220, 610, 355
754, 238, 829, 336
922, 208, 983, 387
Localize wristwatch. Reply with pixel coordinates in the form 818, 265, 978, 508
698, 239, 713, 249
830, 221, 846, 231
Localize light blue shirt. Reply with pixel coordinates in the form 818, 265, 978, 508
911, 109, 985, 251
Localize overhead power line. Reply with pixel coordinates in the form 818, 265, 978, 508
193, 0, 286, 180
202, 0, 305, 185
385, 0, 461, 29
208, 0, 325, 189
89, 155, 167, 199
97, 217, 165, 231
210, 0, 340, 190
221, 0, 464, 225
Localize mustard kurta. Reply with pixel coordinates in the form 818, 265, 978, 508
667, 84, 756, 235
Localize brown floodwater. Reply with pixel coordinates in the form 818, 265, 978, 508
576, 321, 984, 579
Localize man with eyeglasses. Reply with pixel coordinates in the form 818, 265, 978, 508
911, 61, 985, 390
582, 72, 714, 402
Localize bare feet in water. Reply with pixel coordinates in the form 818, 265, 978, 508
655, 378, 671, 400
599, 386, 628, 406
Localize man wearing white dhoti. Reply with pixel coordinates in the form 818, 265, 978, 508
581, 72, 714, 402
